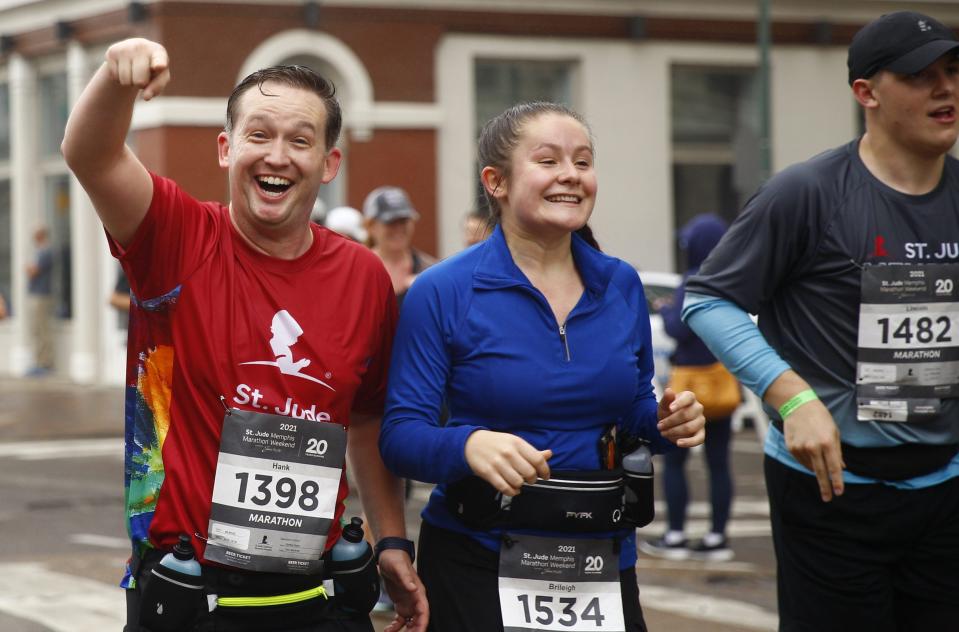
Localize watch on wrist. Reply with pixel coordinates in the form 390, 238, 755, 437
375, 537, 416, 564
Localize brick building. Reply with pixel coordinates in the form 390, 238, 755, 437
0, 0, 955, 383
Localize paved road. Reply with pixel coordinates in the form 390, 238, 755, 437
0, 376, 779, 631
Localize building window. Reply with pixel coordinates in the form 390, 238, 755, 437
39, 71, 69, 158
671, 66, 760, 270
0, 81, 9, 162
37, 71, 71, 318
42, 174, 71, 319
0, 179, 9, 313
0, 82, 9, 313
473, 59, 576, 212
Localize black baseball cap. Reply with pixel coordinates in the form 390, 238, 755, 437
363, 186, 420, 224
847, 11, 959, 85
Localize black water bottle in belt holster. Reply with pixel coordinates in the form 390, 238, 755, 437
138, 534, 205, 632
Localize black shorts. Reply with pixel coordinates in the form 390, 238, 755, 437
765, 456, 959, 632
417, 520, 648, 632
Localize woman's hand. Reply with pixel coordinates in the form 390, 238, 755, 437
656, 388, 706, 448
464, 430, 553, 496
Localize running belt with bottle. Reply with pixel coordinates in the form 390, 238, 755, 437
446, 437, 653, 533
136, 518, 380, 632
446, 433, 654, 632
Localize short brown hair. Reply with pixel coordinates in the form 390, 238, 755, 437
225, 65, 342, 151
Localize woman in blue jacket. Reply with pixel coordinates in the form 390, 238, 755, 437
380, 102, 705, 631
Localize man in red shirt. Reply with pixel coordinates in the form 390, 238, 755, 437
62, 37, 426, 632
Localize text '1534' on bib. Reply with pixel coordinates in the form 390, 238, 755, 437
498, 534, 624, 631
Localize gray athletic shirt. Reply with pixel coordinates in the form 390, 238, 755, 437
687, 138, 959, 456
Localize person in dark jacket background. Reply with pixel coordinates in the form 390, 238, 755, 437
640, 214, 735, 561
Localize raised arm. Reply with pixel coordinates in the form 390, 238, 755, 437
61, 38, 170, 247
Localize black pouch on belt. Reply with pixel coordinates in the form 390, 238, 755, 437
620, 443, 655, 527
137, 560, 205, 632
622, 465, 654, 527
446, 470, 626, 533
328, 551, 380, 614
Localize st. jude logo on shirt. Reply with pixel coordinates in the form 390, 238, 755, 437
867, 235, 959, 263
232, 310, 336, 422
240, 310, 335, 391
904, 240, 959, 262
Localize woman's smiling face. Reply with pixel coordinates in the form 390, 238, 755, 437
492, 112, 597, 240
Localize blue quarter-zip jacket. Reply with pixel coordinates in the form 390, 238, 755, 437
380, 225, 672, 569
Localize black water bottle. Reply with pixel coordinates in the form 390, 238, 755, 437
622, 444, 655, 527
139, 534, 205, 631
330, 517, 380, 613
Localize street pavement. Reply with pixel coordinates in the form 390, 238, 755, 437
0, 375, 780, 631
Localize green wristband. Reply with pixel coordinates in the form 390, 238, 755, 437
779, 389, 818, 419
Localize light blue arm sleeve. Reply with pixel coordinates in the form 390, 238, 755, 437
681, 292, 791, 398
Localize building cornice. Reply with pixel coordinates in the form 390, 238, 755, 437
1, 0, 958, 60
130, 96, 441, 133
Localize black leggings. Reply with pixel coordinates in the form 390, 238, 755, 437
663, 416, 733, 534
417, 521, 648, 632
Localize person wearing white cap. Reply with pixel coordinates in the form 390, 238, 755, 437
324, 206, 369, 243
685, 11, 959, 630
363, 186, 436, 308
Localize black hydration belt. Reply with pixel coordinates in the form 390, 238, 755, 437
132, 545, 379, 632
445, 468, 653, 533
135, 547, 331, 596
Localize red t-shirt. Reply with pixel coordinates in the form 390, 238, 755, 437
113, 174, 396, 570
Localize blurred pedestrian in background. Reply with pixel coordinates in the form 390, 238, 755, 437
109, 268, 131, 313
364, 186, 436, 309
641, 214, 737, 562
324, 206, 368, 244
109, 267, 132, 330
462, 209, 491, 248
26, 225, 54, 376
362, 188, 434, 614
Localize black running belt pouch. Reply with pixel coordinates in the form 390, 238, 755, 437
327, 553, 380, 614
622, 467, 655, 528
135, 550, 374, 632
137, 560, 205, 632
446, 469, 628, 533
